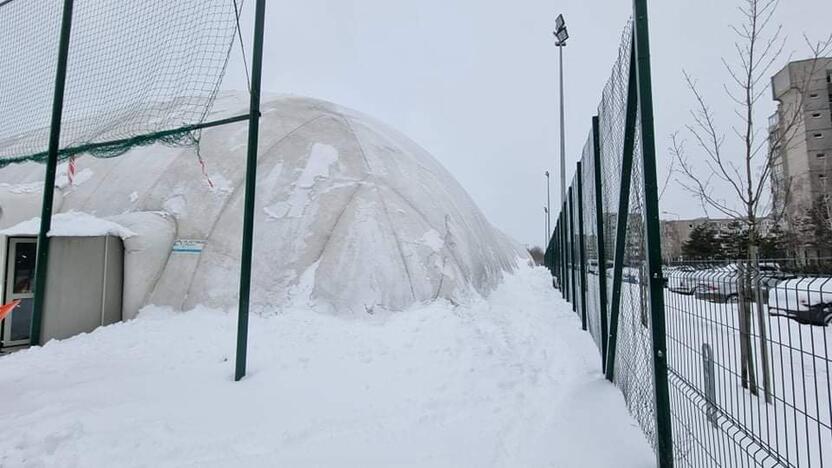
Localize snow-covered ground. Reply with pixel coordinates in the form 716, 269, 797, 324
0, 267, 653, 467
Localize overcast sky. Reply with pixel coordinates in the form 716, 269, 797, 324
222, 0, 832, 248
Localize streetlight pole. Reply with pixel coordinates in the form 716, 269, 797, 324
545, 170, 551, 239
553, 14, 569, 207
544, 206, 549, 248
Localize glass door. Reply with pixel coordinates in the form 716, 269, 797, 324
3, 238, 37, 347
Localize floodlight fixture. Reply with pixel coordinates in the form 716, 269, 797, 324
555, 27, 569, 45
554, 14, 569, 46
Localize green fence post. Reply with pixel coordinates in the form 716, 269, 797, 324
634, 0, 673, 464
592, 116, 610, 371
560, 210, 566, 298
554, 220, 559, 290
564, 202, 570, 302
554, 222, 560, 286
546, 225, 552, 270
604, 35, 638, 383
559, 218, 565, 293
568, 186, 576, 312
577, 162, 588, 330
30, 0, 75, 346
235, 0, 267, 382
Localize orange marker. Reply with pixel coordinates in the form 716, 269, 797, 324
0, 299, 21, 322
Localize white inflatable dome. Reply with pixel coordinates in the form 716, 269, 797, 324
0, 95, 525, 316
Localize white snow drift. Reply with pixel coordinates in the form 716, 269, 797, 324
0, 267, 653, 467
0, 94, 526, 316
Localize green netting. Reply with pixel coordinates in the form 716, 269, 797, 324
0, 0, 241, 167
580, 129, 604, 351
592, 21, 659, 450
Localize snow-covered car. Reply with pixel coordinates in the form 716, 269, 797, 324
587, 259, 599, 275
768, 277, 832, 326
667, 265, 700, 294
693, 263, 786, 303
663, 265, 694, 289
606, 265, 640, 284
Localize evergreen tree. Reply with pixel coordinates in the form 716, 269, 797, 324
759, 223, 788, 259
720, 220, 748, 260
681, 223, 722, 260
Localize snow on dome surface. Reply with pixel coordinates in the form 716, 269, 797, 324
0, 94, 526, 314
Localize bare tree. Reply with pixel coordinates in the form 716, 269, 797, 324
670, 0, 832, 397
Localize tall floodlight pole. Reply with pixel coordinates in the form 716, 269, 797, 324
235, 0, 267, 382
553, 14, 569, 206
544, 206, 549, 247
545, 170, 551, 238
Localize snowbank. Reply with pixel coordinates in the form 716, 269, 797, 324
0, 267, 652, 467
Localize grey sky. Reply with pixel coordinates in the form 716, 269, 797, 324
223, 0, 832, 248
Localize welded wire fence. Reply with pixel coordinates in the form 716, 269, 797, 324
543, 9, 831, 467
550, 152, 832, 467
664, 261, 831, 467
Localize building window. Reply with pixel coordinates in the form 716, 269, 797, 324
809, 93, 819, 98
814, 133, 824, 139
811, 112, 822, 118
819, 153, 827, 159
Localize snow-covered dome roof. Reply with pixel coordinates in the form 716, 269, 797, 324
0, 95, 525, 315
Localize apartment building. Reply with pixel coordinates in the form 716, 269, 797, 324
769, 58, 832, 236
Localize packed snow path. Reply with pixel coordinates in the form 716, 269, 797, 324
0, 267, 652, 467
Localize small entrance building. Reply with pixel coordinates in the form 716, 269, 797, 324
1, 235, 123, 349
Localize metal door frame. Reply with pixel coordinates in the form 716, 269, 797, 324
3, 237, 37, 347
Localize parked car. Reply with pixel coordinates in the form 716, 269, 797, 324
663, 265, 694, 289
690, 264, 738, 301
667, 265, 699, 294
588, 260, 599, 275
605, 265, 640, 284
694, 263, 791, 304
589, 260, 613, 276
768, 277, 832, 326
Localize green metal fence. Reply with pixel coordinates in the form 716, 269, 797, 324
664, 261, 831, 467
546, 3, 672, 465
544, 5, 831, 466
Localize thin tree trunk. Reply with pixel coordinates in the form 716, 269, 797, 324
751, 246, 772, 403
738, 259, 758, 395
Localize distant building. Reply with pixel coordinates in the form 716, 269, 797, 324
661, 217, 734, 261
769, 57, 832, 259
